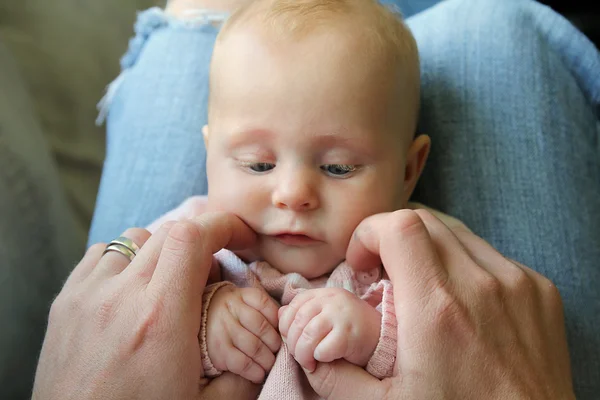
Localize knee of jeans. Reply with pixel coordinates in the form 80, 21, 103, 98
410, 0, 562, 45
95, 7, 229, 126
121, 7, 229, 71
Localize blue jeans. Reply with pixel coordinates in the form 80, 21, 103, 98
89, 0, 600, 397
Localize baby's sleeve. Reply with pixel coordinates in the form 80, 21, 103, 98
361, 279, 397, 379
199, 281, 236, 378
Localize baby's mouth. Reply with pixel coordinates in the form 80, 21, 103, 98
272, 233, 321, 247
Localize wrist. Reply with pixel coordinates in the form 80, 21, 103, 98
359, 309, 382, 366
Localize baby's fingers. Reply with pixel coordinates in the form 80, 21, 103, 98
230, 324, 277, 380
285, 298, 324, 356
294, 315, 333, 372
314, 329, 347, 363
237, 302, 281, 353
240, 288, 280, 330
224, 344, 268, 384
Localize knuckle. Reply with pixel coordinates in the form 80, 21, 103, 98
50, 286, 86, 321
300, 326, 317, 345
388, 209, 426, 237
166, 221, 203, 246
509, 264, 530, 288
159, 220, 177, 233
48, 293, 67, 322
295, 308, 316, 325
431, 287, 475, 340
160, 221, 203, 265
256, 290, 272, 310
239, 354, 256, 375
507, 266, 533, 298
243, 287, 266, 303
88, 242, 107, 255
257, 317, 273, 337
250, 337, 264, 359
477, 274, 503, 299
540, 277, 562, 304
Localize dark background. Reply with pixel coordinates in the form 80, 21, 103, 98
539, 1, 599, 46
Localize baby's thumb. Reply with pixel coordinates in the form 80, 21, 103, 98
304, 359, 385, 399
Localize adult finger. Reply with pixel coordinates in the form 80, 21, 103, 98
413, 209, 490, 282
147, 212, 257, 316
305, 359, 386, 400
91, 227, 151, 278
453, 228, 532, 289
63, 242, 106, 287
119, 221, 177, 284
408, 201, 472, 232
198, 372, 261, 400
346, 210, 448, 306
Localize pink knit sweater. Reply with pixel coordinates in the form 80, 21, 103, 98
200, 249, 397, 399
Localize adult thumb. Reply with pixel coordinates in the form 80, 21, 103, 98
305, 360, 386, 400
198, 372, 261, 400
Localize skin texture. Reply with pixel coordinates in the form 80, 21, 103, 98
204, 23, 429, 279
304, 209, 575, 400
31, 2, 573, 398
32, 213, 264, 400
201, 19, 429, 379
205, 286, 281, 383
279, 287, 383, 372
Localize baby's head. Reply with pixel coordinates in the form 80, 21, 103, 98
204, 0, 430, 278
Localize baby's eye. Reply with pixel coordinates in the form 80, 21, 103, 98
321, 164, 357, 177
248, 162, 275, 173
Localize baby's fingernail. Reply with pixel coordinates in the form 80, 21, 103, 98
313, 349, 321, 361
278, 306, 287, 318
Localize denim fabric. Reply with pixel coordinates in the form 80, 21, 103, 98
406, 1, 600, 397
88, 0, 600, 397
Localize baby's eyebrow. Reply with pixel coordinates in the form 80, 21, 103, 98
311, 132, 379, 158
225, 129, 274, 148
224, 127, 380, 158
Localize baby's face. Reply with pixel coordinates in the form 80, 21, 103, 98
205, 25, 415, 278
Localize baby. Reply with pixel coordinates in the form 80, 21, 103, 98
165, 0, 429, 396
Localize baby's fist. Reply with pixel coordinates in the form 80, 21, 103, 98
279, 288, 381, 372
206, 286, 281, 383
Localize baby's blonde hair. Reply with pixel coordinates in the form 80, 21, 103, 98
211, 0, 421, 137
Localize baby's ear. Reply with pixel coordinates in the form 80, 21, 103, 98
402, 134, 431, 205
203, 125, 210, 148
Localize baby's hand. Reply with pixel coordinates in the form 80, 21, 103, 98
206, 286, 281, 383
279, 288, 381, 372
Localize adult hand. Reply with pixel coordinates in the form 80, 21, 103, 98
305, 209, 575, 399
32, 212, 260, 400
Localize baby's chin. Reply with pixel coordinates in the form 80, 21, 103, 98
258, 248, 343, 279
232, 238, 345, 278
